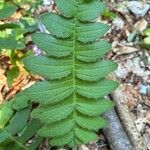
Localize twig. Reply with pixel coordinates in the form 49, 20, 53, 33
110, 74, 147, 150
103, 109, 133, 150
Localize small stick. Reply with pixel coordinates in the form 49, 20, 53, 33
108, 74, 147, 150
111, 86, 147, 150
103, 109, 133, 150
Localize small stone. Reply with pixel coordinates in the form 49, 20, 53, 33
139, 85, 150, 95
33, 45, 42, 56
135, 118, 145, 132
112, 17, 125, 30
78, 145, 89, 150
43, 0, 53, 6
127, 1, 150, 17
115, 64, 128, 79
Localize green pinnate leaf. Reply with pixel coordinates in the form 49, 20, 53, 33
24, 56, 117, 81
77, 97, 114, 116
50, 131, 74, 146
24, 56, 72, 80
26, 80, 73, 105
55, 0, 79, 18
76, 60, 118, 81
38, 118, 74, 137
10, 0, 118, 149
55, 0, 106, 21
75, 128, 97, 143
76, 79, 118, 99
32, 104, 74, 124
76, 40, 112, 62
77, 1, 106, 21
41, 13, 74, 38
77, 22, 110, 43
32, 33, 72, 57
32, 33, 111, 62
76, 115, 108, 131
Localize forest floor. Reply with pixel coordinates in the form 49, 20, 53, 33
0, 0, 150, 150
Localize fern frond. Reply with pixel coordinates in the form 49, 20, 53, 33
12, 0, 118, 149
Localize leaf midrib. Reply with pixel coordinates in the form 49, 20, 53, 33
72, 16, 77, 145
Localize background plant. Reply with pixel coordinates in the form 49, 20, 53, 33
140, 28, 150, 48
0, 0, 40, 86
0, 1, 43, 149
0, 99, 43, 150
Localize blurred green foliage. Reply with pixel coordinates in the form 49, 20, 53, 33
102, 9, 117, 20
141, 28, 150, 48
0, 3, 18, 19
0, 1, 43, 149
0, 0, 41, 86
0, 102, 43, 150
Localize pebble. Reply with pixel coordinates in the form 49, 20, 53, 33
113, 17, 125, 30
127, 1, 150, 17
139, 85, 150, 95
43, 0, 53, 5
115, 64, 128, 79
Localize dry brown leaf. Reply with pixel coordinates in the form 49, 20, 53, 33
5, 75, 29, 100
11, 11, 23, 20
134, 18, 148, 32
122, 84, 142, 110
0, 68, 7, 104
113, 43, 138, 55
4, 62, 29, 100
